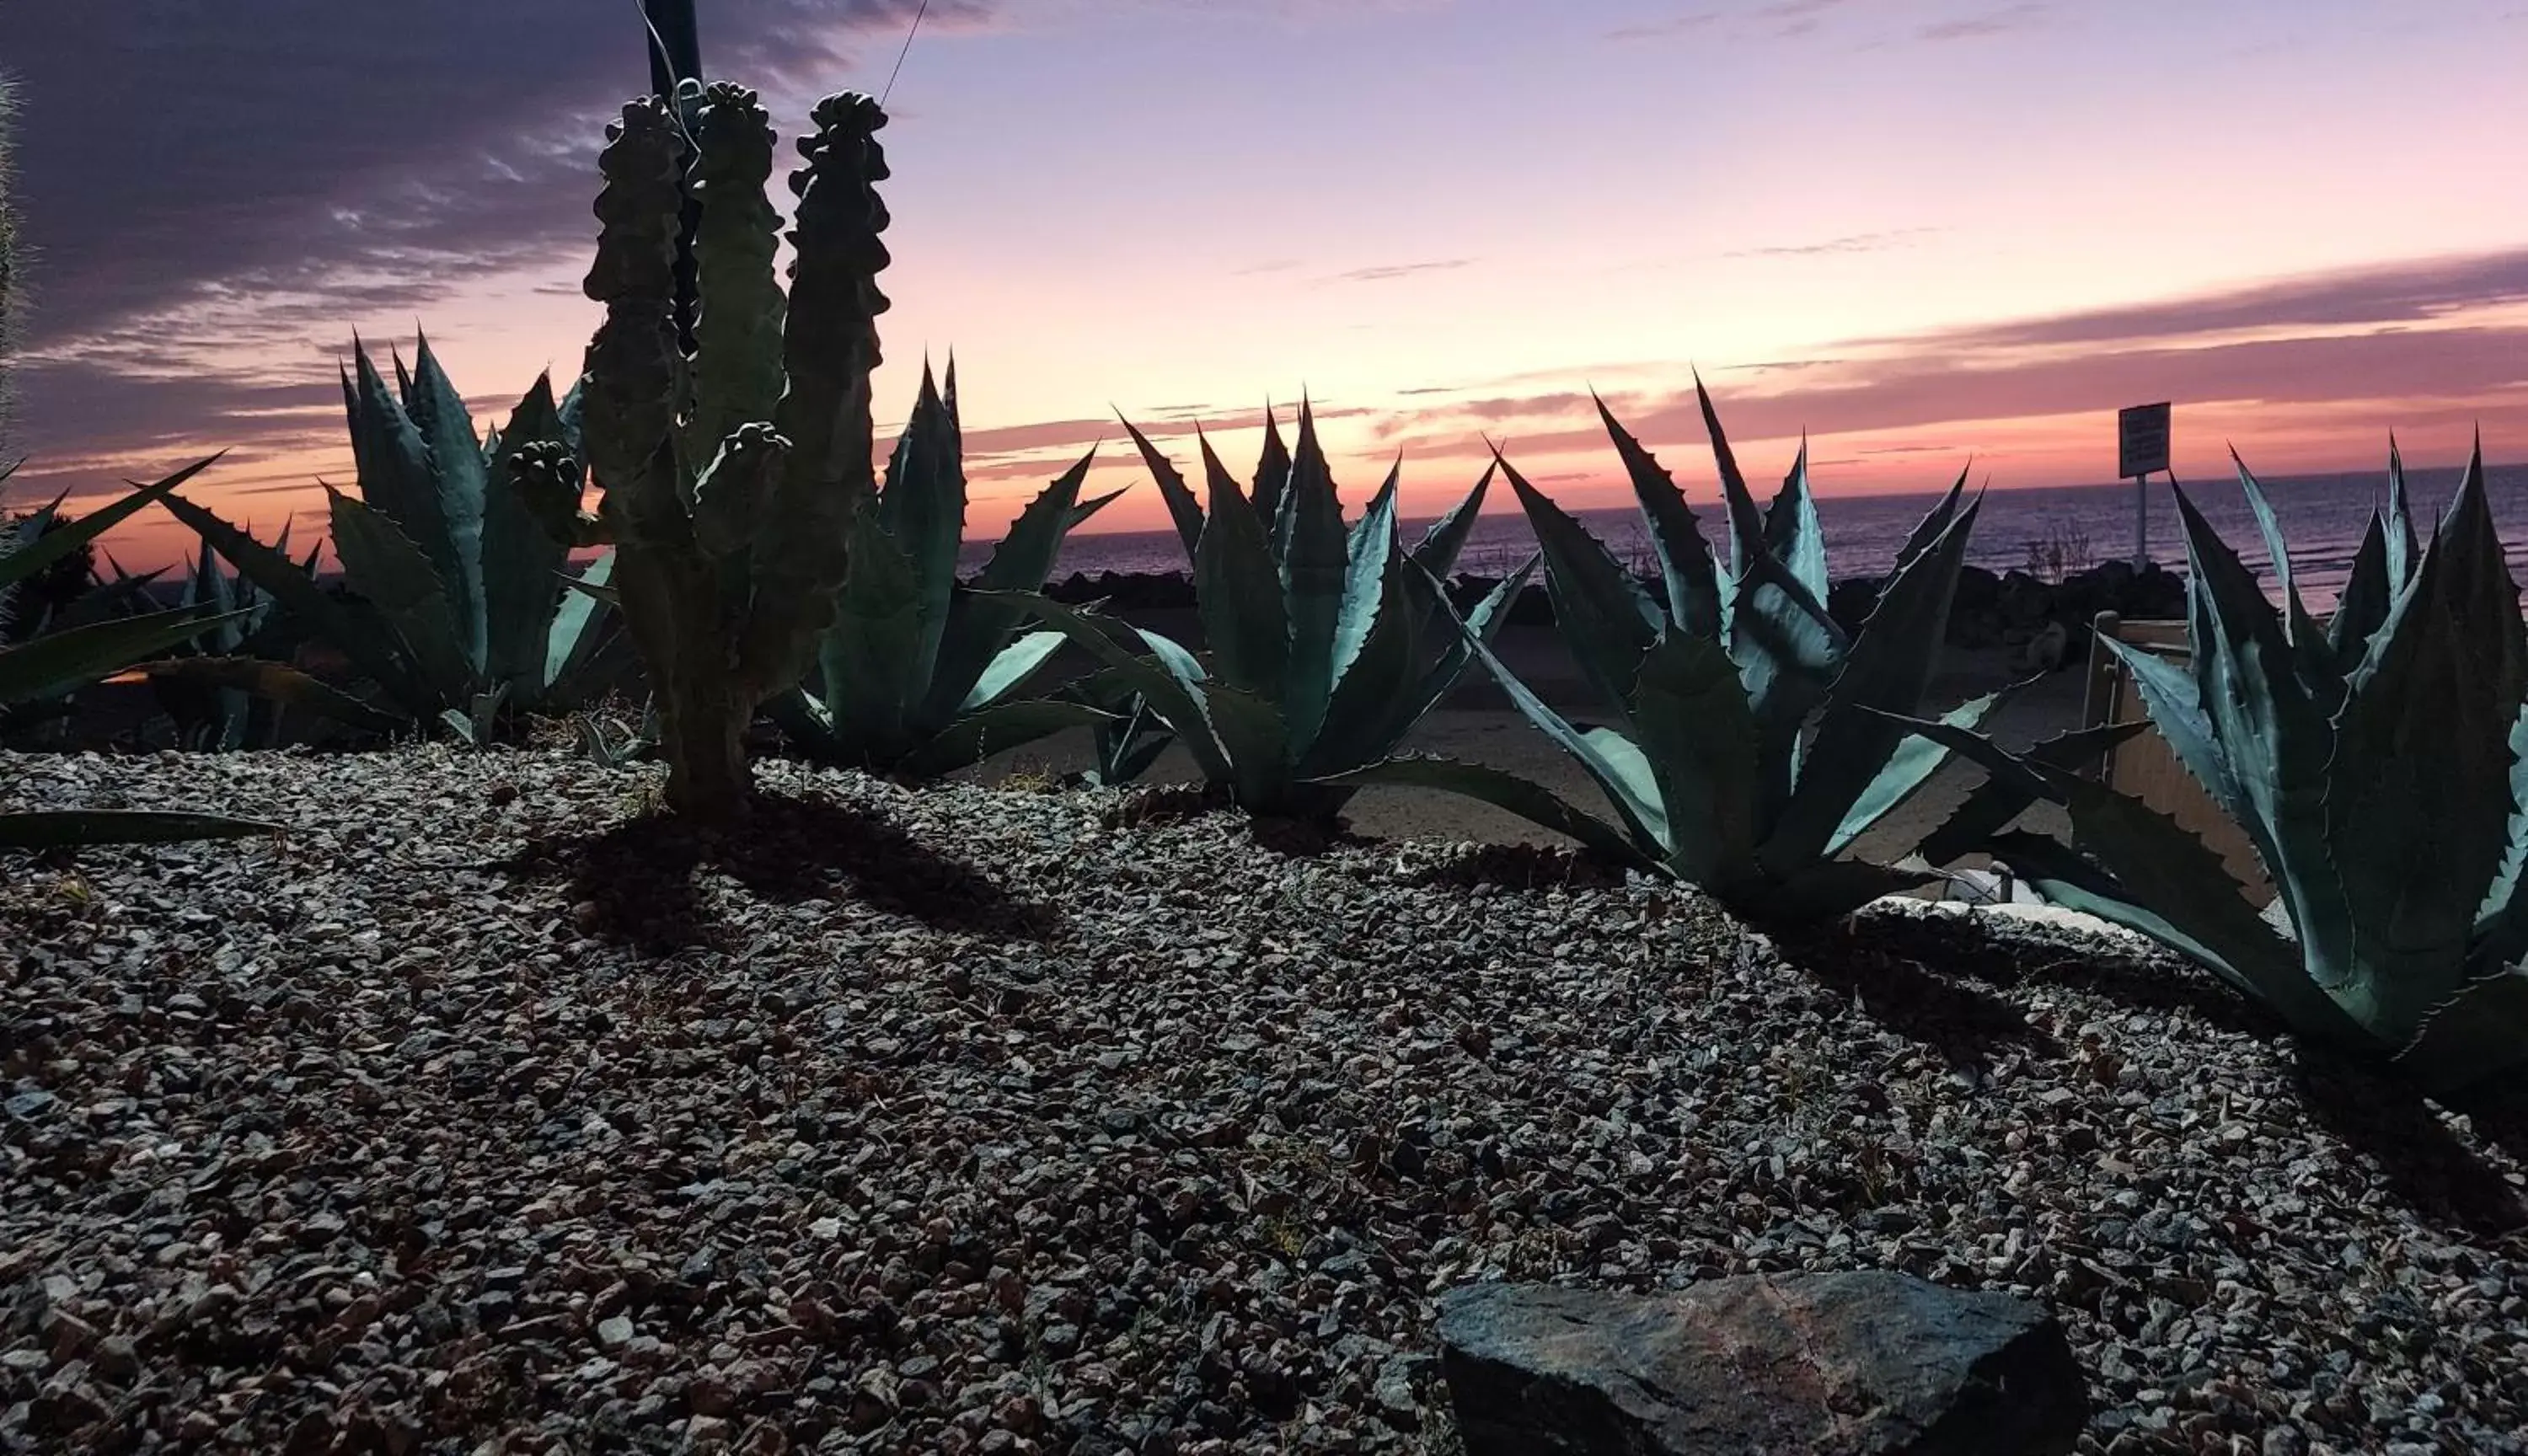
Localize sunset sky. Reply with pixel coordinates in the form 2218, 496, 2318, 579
3, 0, 2526, 573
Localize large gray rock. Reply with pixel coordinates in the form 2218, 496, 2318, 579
1436, 1272, 2087, 1456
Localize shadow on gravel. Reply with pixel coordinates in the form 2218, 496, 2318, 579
1779, 919, 2068, 1072
1092, 781, 1370, 859
1848, 907, 2281, 1041
1401, 843, 1631, 893
505, 791, 1059, 953
2293, 1054, 2528, 1240
1861, 913, 2528, 1239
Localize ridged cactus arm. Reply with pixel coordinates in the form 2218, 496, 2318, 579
688, 422, 792, 557
738, 90, 891, 699
682, 83, 787, 471
581, 98, 690, 541
507, 441, 612, 549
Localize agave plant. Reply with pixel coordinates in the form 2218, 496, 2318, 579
1335, 380, 1990, 923
1, 457, 279, 847
997, 401, 1533, 819
1894, 438, 2528, 1096
506, 83, 895, 817
1063, 665, 1173, 787
764, 360, 1122, 776
151, 336, 624, 742
122, 527, 399, 749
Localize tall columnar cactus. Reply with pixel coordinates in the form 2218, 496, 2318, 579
511, 82, 891, 817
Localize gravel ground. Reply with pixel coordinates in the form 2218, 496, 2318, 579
4, 745, 2525, 1456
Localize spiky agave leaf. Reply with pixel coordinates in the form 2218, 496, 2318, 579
776, 367, 1111, 775
1902, 436, 2528, 1094
0, 809, 281, 850
1335, 384, 1981, 923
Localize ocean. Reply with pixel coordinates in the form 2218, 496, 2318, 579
992, 462, 2528, 614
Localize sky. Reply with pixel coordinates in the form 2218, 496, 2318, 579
3, 0, 2526, 573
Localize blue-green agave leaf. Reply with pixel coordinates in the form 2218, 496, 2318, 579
1122, 413, 1206, 565
1329, 458, 1402, 699
3, 454, 224, 591
1192, 430, 1290, 704
2391, 967, 2528, 1097
325, 487, 474, 709
2170, 480, 2349, 979
1408, 463, 1492, 581
2321, 439, 2527, 1046
148, 482, 437, 720
136, 656, 407, 735
880, 361, 967, 693
403, 332, 492, 667
2229, 449, 2342, 713
1417, 559, 1667, 852
959, 629, 1069, 714
1277, 400, 1351, 753
545, 551, 619, 699
1914, 717, 2147, 867
895, 698, 1115, 780
2382, 434, 2418, 595
1251, 405, 1293, 551
1318, 754, 1652, 869
1, 607, 242, 708
1304, 550, 1425, 779
1892, 710, 2366, 1044
1888, 468, 1968, 581
1400, 556, 1537, 729
1763, 435, 1830, 607
344, 340, 465, 631
0, 809, 281, 849
1824, 687, 2009, 861
2469, 702, 2528, 965
920, 446, 1101, 725
1625, 629, 1761, 886
1593, 393, 1721, 640
981, 591, 1233, 783
1761, 490, 1981, 875
1494, 449, 1660, 722
2327, 511, 2394, 669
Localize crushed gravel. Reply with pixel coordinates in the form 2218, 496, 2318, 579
4, 745, 2525, 1455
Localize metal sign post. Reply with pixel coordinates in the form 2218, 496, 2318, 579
2117, 402, 2172, 569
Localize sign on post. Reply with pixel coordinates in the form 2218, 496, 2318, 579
2117, 402, 2171, 568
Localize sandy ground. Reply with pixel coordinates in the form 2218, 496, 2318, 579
959, 618, 2086, 865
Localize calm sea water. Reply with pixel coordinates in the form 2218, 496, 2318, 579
990, 463, 2528, 614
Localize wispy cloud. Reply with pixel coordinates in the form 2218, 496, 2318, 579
1604, 0, 1853, 44
1603, 11, 1722, 41
1726, 228, 1940, 260
1848, 246, 2528, 351
1914, 3, 2048, 43
1347, 246, 2528, 474
1319, 258, 1478, 284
